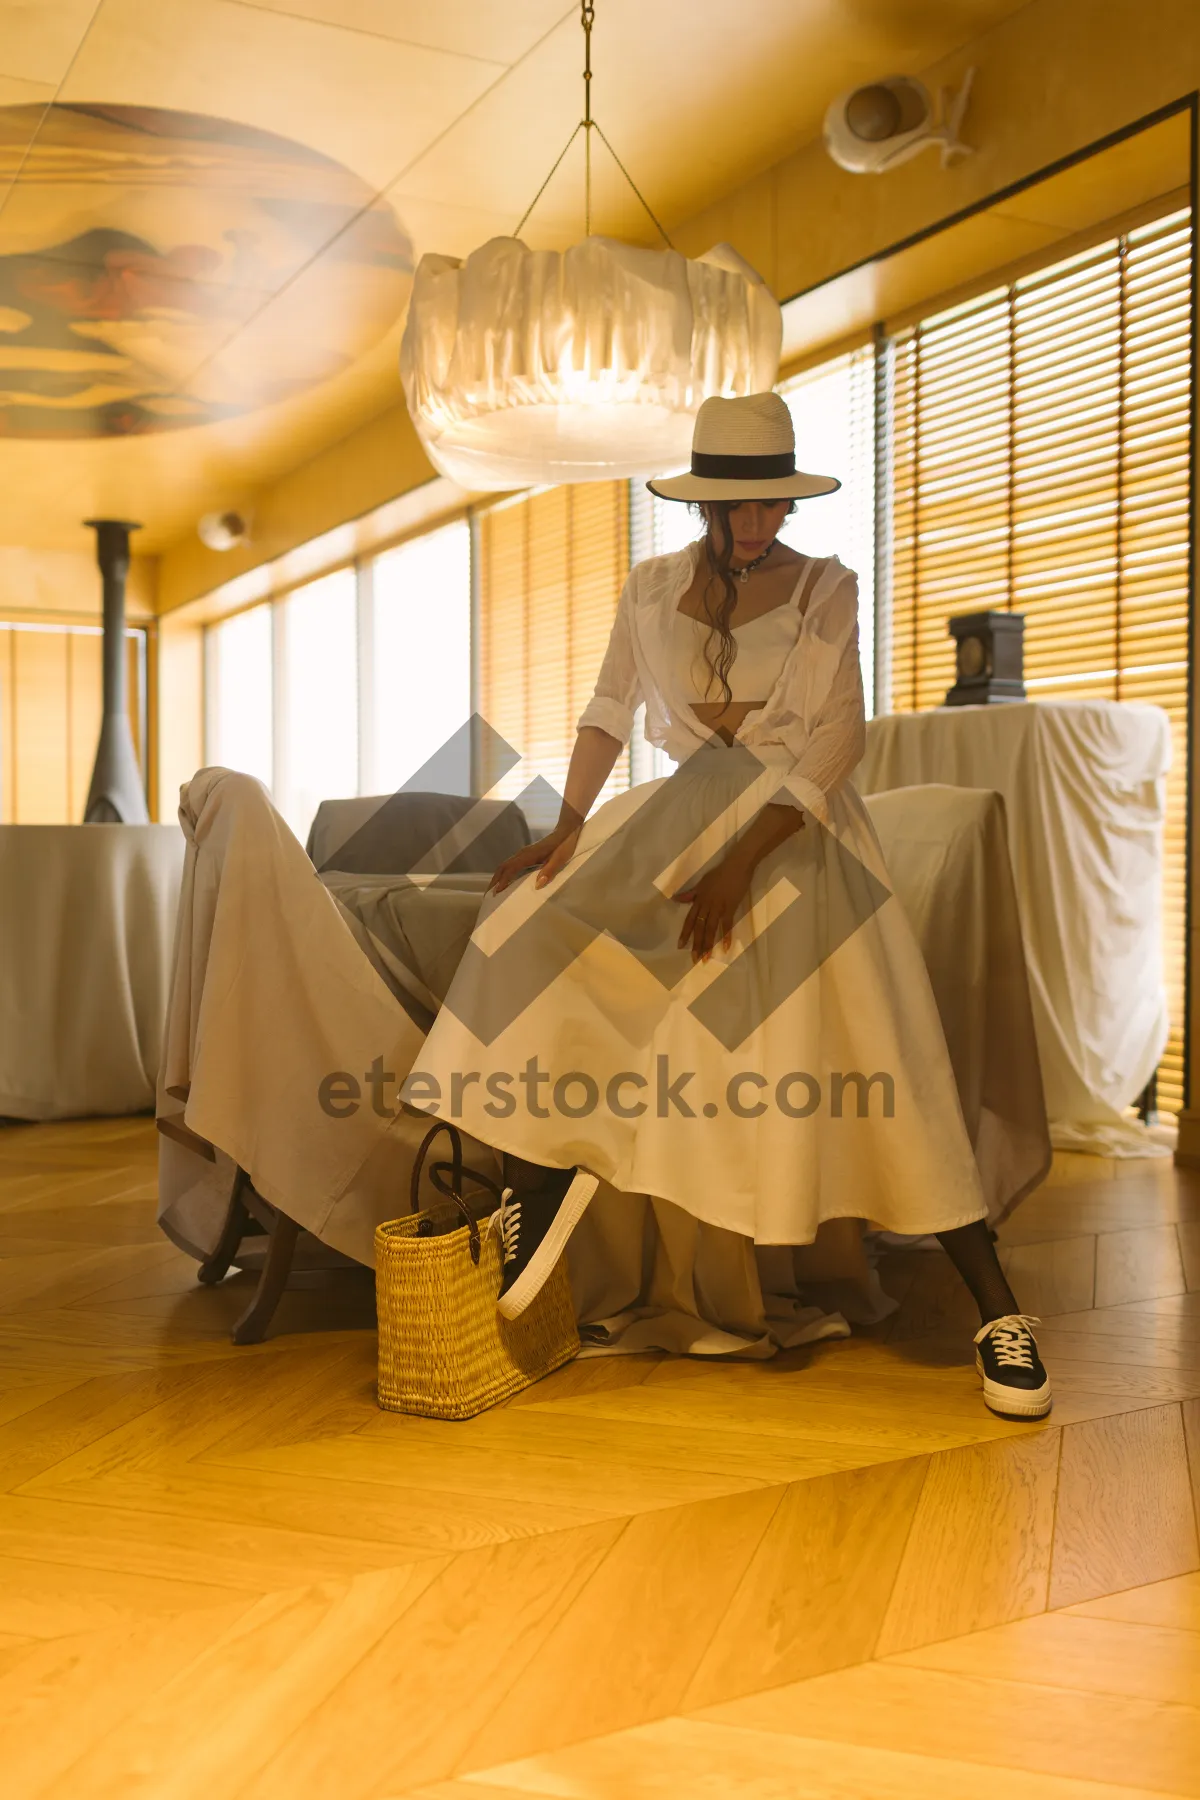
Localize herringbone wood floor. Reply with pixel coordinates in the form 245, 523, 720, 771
0, 1116, 1197, 1798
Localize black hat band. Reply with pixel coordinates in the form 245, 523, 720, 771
690, 450, 797, 480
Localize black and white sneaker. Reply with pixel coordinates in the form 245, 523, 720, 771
492, 1168, 599, 1321
974, 1314, 1052, 1418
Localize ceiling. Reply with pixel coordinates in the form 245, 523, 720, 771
780, 109, 1193, 363
0, 0, 1038, 555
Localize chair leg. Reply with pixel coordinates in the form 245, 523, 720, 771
198, 1165, 254, 1286
231, 1208, 301, 1346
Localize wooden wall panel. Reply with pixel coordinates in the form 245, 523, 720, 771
0, 625, 147, 825
13, 630, 70, 823
0, 630, 13, 824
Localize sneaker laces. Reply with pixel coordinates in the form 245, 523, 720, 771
487, 1186, 522, 1266
974, 1313, 1041, 1369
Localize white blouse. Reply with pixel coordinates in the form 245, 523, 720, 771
576, 541, 867, 823
673, 601, 804, 705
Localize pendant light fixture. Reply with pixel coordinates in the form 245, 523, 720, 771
399, 1, 782, 489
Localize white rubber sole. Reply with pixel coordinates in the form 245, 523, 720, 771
976, 1354, 1053, 1419
496, 1169, 599, 1321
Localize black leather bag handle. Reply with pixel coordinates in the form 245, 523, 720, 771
408, 1119, 503, 1267
410, 1119, 460, 1213
428, 1160, 504, 1208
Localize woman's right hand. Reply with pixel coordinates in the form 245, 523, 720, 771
488, 822, 582, 894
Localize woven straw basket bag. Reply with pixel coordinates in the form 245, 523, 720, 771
375, 1120, 581, 1420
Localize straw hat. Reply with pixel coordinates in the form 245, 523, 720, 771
647, 392, 841, 503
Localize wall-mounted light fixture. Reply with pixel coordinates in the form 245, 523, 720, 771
824, 69, 975, 175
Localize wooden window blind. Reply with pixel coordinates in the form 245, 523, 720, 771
885, 207, 1193, 1115
476, 481, 631, 832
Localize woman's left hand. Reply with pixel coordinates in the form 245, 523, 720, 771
673, 850, 755, 963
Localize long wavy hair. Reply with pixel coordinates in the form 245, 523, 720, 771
686, 499, 797, 708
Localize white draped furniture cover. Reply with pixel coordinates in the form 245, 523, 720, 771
0, 823, 186, 1120
157, 770, 1049, 1355
854, 699, 1172, 1157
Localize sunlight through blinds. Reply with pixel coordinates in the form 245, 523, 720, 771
885, 207, 1193, 1115
476, 481, 631, 833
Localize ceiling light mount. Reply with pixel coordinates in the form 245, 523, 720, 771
198, 509, 252, 552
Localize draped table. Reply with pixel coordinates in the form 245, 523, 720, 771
0, 824, 186, 1119
854, 699, 1172, 1156
157, 771, 1049, 1351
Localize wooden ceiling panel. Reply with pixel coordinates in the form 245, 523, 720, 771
393, 0, 1033, 237
57, 0, 499, 189
388, 133, 677, 257
376, 191, 522, 265
0, 0, 100, 88
234, 0, 572, 66
988, 113, 1192, 233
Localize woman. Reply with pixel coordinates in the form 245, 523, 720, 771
410, 392, 1051, 1420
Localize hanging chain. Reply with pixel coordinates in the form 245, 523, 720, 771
513, 123, 586, 238
582, 1, 594, 127
592, 121, 672, 248
513, 0, 673, 248
582, 0, 594, 236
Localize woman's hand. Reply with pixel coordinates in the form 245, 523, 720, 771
488, 821, 583, 894
673, 848, 755, 963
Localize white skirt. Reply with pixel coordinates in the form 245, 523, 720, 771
410, 739, 989, 1249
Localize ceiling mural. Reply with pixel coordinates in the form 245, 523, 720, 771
0, 103, 413, 439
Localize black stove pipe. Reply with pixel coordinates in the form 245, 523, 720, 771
82, 518, 149, 825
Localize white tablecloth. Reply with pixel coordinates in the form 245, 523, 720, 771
0, 824, 186, 1119
862, 785, 1050, 1219
855, 700, 1172, 1156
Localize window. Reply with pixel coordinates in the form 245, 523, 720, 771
475, 482, 631, 833
882, 207, 1192, 1114
368, 521, 471, 795
203, 525, 474, 844
778, 347, 877, 715
275, 570, 359, 843
645, 488, 704, 559
204, 603, 273, 791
